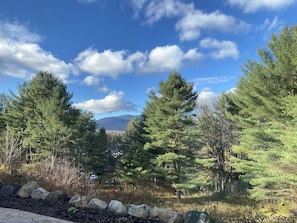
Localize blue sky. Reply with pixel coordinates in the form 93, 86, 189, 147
0, 0, 296, 119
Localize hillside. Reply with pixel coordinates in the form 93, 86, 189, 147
96, 115, 138, 131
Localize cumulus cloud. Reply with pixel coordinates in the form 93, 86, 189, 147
75, 49, 137, 78
197, 88, 218, 107
141, 45, 203, 73
0, 20, 204, 82
83, 75, 101, 86
97, 86, 109, 93
130, 0, 251, 41
0, 21, 75, 82
73, 91, 138, 114
227, 0, 297, 13
142, 45, 183, 72
176, 10, 251, 41
75, 45, 203, 76
199, 38, 239, 59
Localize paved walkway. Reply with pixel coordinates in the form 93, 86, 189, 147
0, 207, 74, 223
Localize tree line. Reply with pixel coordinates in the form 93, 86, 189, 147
1, 26, 297, 204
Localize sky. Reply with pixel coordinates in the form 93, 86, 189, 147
0, 0, 296, 120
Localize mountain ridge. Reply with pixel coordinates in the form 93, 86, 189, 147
96, 115, 138, 131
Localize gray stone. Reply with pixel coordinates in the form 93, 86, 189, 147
184, 211, 209, 223
108, 200, 127, 215
17, 181, 39, 198
31, 187, 50, 200
87, 198, 108, 210
45, 190, 70, 205
150, 207, 183, 223
0, 184, 21, 195
69, 194, 88, 207
128, 204, 151, 219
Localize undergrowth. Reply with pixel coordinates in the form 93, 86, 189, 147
0, 160, 296, 223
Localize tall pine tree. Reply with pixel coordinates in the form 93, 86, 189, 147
230, 26, 297, 201
143, 71, 198, 201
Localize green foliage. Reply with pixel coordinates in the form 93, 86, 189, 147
118, 116, 153, 186
143, 71, 199, 199
0, 71, 101, 173
230, 26, 297, 201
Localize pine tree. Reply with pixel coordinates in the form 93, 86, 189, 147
22, 71, 73, 165
87, 127, 109, 183
230, 26, 297, 201
143, 71, 198, 201
118, 116, 153, 188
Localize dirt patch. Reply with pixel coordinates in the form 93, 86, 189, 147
0, 193, 160, 223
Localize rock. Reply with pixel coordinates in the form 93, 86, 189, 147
150, 207, 183, 223
31, 187, 50, 200
69, 194, 88, 207
0, 184, 21, 195
184, 211, 209, 223
128, 204, 151, 219
17, 181, 39, 198
45, 190, 69, 204
108, 200, 127, 215
87, 198, 108, 210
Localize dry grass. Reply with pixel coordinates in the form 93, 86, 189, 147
1, 161, 297, 222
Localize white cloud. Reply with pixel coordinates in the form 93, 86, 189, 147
83, 75, 101, 86
227, 0, 297, 13
0, 20, 204, 81
261, 16, 283, 32
75, 48, 146, 78
143, 45, 183, 72
97, 86, 109, 93
73, 91, 137, 114
131, 0, 148, 17
0, 21, 75, 82
256, 16, 284, 40
144, 0, 193, 24
199, 38, 239, 59
0, 21, 42, 43
130, 0, 251, 41
197, 88, 218, 107
176, 10, 251, 41
183, 48, 204, 61
146, 87, 155, 94
75, 45, 203, 76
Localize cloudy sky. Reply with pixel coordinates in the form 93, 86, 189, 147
0, 0, 296, 119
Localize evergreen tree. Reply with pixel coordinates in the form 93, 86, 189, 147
118, 116, 153, 188
22, 71, 73, 165
70, 110, 96, 167
106, 132, 122, 177
143, 71, 198, 201
230, 26, 297, 201
87, 127, 109, 183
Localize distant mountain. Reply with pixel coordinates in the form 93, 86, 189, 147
96, 115, 138, 131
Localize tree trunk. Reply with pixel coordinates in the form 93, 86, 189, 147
176, 190, 181, 203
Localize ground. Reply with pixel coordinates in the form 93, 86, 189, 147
0, 192, 160, 223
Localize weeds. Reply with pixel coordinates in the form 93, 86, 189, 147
67, 207, 79, 214
1, 161, 297, 222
